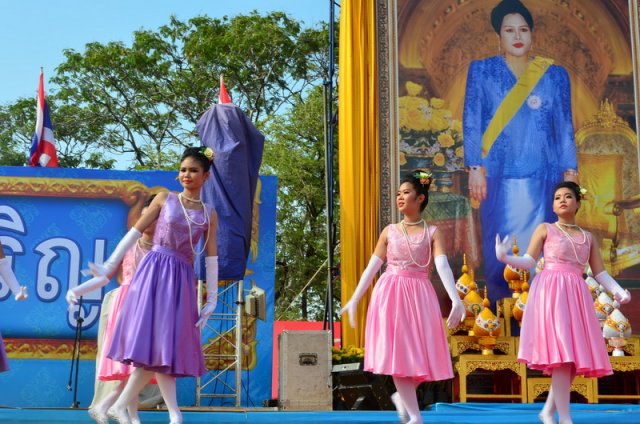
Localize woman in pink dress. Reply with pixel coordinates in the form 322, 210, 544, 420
496, 181, 631, 424
66, 196, 157, 424
341, 170, 466, 424
0, 242, 28, 373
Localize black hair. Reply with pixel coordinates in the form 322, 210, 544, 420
400, 169, 432, 212
491, 0, 534, 34
181, 147, 212, 172
554, 181, 582, 202
142, 193, 157, 209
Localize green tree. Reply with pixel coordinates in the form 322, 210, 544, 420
48, 12, 326, 169
263, 86, 338, 320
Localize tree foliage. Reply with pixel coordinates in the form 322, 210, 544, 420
0, 11, 335, 321
263, 87, 338, 320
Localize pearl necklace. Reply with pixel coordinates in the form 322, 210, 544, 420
401, 220, 426, 245
178, 193, 210, 256
554, 222, 588, 265
399, 221, 431, 268
401, 218, 424, 226
180, 192, 202, 203
138, 239, 154, 249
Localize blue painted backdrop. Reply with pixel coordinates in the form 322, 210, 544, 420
0, 166, 276, 408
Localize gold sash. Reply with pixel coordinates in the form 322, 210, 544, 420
481, 56, 554, 158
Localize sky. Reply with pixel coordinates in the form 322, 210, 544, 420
0, 0, 331, 105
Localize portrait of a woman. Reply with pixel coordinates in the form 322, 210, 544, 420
463, 0, 578, 301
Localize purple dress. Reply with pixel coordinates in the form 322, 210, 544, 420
107, 192, 208, 377
0, 332, 8, 372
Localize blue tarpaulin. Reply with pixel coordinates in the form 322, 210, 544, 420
196, 104, 265, 280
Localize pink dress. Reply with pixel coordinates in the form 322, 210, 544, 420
364, 224, 453, 382
518, 223, 612, 377
98, 243, 149, 380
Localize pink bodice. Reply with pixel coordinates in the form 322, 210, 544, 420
384, 223, 436, 275
542, 223, 592, 273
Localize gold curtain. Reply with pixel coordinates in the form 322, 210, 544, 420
339, 0, 379, 348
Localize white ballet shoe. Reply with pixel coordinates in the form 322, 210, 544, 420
87, 407, 109, 424
539, 411, 557, 424
391, 392, 409, 424
107, 406, 132, 424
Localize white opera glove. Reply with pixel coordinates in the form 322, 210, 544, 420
435, 255, 466, 329
339, 255, 383, 328
0, 257, 28, 301
85, 228, 141, 277
65, 275, 110, 306
196, 256, 219, 330
595, 270, 631, 304
495, 234, 536, 269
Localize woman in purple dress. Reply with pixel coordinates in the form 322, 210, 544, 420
86, 147, 219, 424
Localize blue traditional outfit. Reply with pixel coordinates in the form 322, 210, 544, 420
463, 55, 577, 301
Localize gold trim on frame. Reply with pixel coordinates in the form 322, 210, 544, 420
378, 0, 640, 222
5, 338, 97, 360
0, 177, 168, 228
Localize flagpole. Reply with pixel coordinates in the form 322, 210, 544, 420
322, 0, 340, 342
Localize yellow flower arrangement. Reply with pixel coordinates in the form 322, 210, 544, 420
331, 345, 365, 364
398, 85, 464, 176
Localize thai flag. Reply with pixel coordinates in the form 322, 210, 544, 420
29, 71, 58, 167
219, 74, 232, 104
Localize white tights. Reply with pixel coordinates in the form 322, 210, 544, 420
392, 376, 422, 424
110, 369, 182, 423
539, 364, 576, 424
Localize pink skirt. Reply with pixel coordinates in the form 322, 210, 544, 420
364, 269, 453, 382
99, 286, 134, 380
518, 264, 612, 377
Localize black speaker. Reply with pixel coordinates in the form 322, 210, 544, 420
332, 363, 393, 410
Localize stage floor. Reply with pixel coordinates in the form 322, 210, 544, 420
0, 403, 639, 424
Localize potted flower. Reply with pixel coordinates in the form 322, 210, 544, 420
398, 82, 464, 191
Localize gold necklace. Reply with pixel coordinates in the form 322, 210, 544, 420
399, 222, 431, 268
554, 222, 588, 264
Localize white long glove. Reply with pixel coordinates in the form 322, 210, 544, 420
339, 255, 383, 328
0, 257, 28, 301
434, 255, 466, 328
196, 256, 218, 330
495, 234, 536, 269
86, 228, 141, 277
595, 270, 631, 304
65, 275, 110, 306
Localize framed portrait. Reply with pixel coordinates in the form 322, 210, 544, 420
377, 0, 640, 318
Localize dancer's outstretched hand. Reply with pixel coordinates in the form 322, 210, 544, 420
196, 302, 216, 330
447, 299, 466, 329
614, 289, 632, 305
14, 286, 28, 301
65, 289, 78, 306
495, 234, 512, 262
339, 299, 358, 329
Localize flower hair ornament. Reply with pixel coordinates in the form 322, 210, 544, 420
578, 186, 587, 196
200, 146, 215, 162
414, 171, 433, 186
